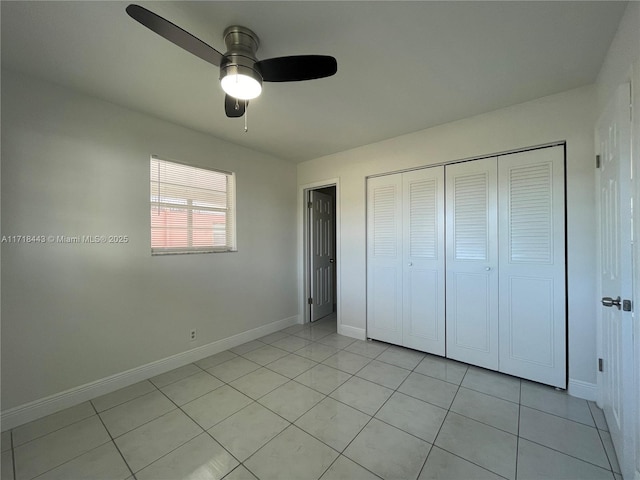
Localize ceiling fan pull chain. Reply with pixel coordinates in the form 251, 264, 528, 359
235, 98, 240, 111
244, 100, 249, 133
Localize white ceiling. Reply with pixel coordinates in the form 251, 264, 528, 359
1, 1, 627, 162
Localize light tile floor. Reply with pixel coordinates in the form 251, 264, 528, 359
1, 314, 623, 480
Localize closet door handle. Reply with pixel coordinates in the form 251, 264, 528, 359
408, 262, 413, 266
485, 267, 491, 271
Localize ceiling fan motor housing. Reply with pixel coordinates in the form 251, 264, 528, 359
220, 26, 262, 84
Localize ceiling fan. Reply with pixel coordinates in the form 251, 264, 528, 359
126, 4, 337, 119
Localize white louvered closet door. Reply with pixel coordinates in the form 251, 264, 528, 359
367, 174, 403, 345
402, 168, 445, 355
498, 147, 566, 387
446, 158, 499, 370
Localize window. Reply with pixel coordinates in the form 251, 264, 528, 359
150, 157, 236, 254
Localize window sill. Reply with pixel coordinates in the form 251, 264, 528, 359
151, 248, 237, 256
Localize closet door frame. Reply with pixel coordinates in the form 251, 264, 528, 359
365, 142, 567, 389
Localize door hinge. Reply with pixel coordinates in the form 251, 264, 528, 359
596, 155, 601, 169
308, 297, 313, 305
623, 299, 632, 312
307, 201, 313, 209
598, 358, 603, 372
629, 83, 633, 122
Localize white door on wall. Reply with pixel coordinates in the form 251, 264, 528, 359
445, 158, 499, 370
310, 190, 334, 322
497, 146, 566, 388
367, 174, 403, 345
597, 83, 635, 480
402, 168, 445, 354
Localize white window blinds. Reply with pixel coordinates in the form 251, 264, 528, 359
150, 157, 236, 254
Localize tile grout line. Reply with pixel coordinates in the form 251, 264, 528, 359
338, 348, 441, 480
294, 411, 376, 480
519, 383, 599, 424
98, 386, 189, 476
11, 430, 17, 480
315, 456, 342, 480
10, 405, 97, 450
99, 395, 180, 439
519, 435, 619, 473
416, 361, 466, 479
11, 409, 122, 480
117, 386, 185, 479
92, 381, 159, 416
588, 398, 618, 476
19, 393, 160, 479
454, 381, 520, 405
92, 400, 136, 480
518, 403, 600, 428
149, 364, 207, 390
316, 449, 383, 480
176, 334, 339, 457
175, 356, 364, 478
239, 423, 339, 479
596, 428, 619, 475
236, 326, 382, 479
19, 417, 120, 480
456, 371, 613, 477
514, 378, 522, 480
419, 362, 514, 480
519, 387, 616, 473
128, 382, 243, 478
517, 404, 617, 466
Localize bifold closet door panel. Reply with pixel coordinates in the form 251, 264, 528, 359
497, 147, 566, 387
402, 168, 445, 355
445, 158, 499, 370
367, 174, 403, 345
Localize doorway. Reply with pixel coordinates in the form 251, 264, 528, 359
305, 185, 337, 323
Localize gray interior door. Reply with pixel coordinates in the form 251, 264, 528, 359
310, 190, 334, 322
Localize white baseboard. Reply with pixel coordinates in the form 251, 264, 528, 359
338, 324, 366, 340
568, 378, 598, 401
1, 315, 300, 431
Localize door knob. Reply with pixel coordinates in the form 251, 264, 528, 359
485, 267, 491, 271
601, 296, 621, 310
408, 262, 413, 266
329, 259, 335, 263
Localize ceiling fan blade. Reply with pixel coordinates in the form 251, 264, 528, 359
126, 4, 223, 67
255, 55, 337, 82
225, 95, 246, 118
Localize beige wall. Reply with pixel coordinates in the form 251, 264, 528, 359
298, 85, 598, 389
1, 70, 298, 410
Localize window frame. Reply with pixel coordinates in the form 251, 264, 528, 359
150, 156, 237, 255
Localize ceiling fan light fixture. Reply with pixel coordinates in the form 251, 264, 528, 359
220, 64, 262, 100
126, 6, 338, 118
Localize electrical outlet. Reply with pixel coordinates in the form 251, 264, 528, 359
189, 329, 197, 341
